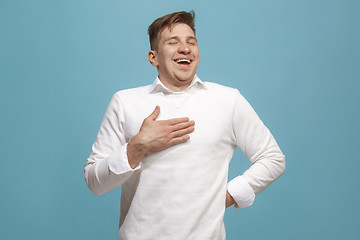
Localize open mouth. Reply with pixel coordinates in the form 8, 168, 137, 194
174, 59, 192, 66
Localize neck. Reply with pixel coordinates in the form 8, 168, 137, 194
158, 77, 193, 92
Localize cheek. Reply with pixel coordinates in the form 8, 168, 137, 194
194, 49, 199, 57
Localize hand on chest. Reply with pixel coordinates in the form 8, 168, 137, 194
122, 93, 234, 148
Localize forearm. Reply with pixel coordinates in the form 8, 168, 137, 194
85, 144, 140, 196
242, 151, 285, 194
227, 138, 285, 208
85, 162, 127, 196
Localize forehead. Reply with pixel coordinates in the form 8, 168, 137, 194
158, 23, 196, 40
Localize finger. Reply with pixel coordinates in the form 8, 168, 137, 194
148, 106, 160, 120
163, 117, 191, 125
168, 135, 190, 146
169, 120, 195, 132
170, 126, 195, 138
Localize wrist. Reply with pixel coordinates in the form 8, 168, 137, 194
226, 191, 236, 208
127, 135, 148, 169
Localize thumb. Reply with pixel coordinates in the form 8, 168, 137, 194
148, 106, 160, 120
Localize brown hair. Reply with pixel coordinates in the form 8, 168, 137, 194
148, 10, 196, 50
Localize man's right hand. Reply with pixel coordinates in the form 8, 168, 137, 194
127, 106, 195, 169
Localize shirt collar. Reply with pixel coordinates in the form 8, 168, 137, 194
149, 75, 207, 94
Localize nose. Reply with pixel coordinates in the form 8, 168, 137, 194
178, 42, 190, 54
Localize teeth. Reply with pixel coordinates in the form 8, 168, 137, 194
176, 59, 191, 64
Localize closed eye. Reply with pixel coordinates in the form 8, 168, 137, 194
168, 41, 178, 45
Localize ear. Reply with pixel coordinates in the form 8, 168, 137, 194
148, 50, 158, 67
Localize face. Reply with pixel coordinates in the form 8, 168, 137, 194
148, 23, 199, 92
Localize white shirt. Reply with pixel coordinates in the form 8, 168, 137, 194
84, 75, 285, 240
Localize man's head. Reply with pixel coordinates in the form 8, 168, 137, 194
147, 11, 199, 92
148, 11, 196, 51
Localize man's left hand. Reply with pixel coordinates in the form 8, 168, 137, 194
226, 191, 235, 208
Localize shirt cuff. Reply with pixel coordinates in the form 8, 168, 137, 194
227, 176, 255, 209
108, 143, 141, 175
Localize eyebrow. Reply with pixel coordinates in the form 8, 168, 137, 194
187, 36, 197, 42
165, 36, 197, 42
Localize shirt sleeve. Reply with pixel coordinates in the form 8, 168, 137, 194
84, 94, 141, 196
227, 89, 285, 208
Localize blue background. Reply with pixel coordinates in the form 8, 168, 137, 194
1, 0, 359, 239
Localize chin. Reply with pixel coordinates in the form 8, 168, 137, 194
175, 74, 195, 82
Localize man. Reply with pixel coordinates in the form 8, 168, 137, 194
85, 11, 285, 239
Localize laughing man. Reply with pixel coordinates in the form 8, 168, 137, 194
85, 11, 285, 240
